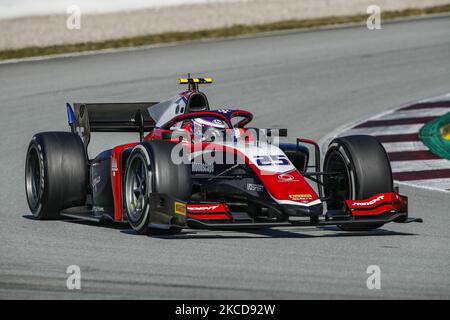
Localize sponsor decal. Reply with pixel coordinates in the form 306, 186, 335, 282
187, 204, 228, 213
352, 195, 384, 207
188, 205, 220, 211
174, 202, 187, 216
246, 183, 264, 192
277, 173, 297, 182
192, 162, 214, 173
289, 194, 312, 201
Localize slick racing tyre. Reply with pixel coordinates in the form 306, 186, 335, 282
323, 135, 393, 231
25, 132, 88, 219
124, 141, 191, 235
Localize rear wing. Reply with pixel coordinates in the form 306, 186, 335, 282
66, 102, 159, 147
179, 77, 213, 91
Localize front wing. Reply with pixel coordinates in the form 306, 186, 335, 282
148, 192, 422, 230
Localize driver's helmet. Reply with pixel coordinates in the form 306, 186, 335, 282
181, 117, 227, 142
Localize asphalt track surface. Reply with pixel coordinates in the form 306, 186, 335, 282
1, 16, 450, 299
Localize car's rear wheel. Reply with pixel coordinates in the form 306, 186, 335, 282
323, 135, 393, 231
25, 132, 88, 219
124, 141, 191, 235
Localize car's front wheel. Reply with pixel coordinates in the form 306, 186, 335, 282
323, 135, 393, 231
124, 141, 191, 235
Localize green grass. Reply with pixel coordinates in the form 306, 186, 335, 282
1, 4, 450, 61
419, 112, 450, 160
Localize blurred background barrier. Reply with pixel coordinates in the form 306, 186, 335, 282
1, 0, 450, 51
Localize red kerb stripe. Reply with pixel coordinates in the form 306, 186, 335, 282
355, 116, 437, 128
399, 102, 450, 110
388, 150, 440, 161
373, 134, 419, 143
393, 169, 450, 181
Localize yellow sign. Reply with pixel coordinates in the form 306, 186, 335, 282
441, 124, 450, 140
174, 202, 186, 216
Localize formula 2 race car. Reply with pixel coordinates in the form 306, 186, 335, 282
25, 77, 422, 235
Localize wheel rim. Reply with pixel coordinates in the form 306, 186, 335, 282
125, 154, 151, 223
25, 146, 42, 210
324, 150, 352, 208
